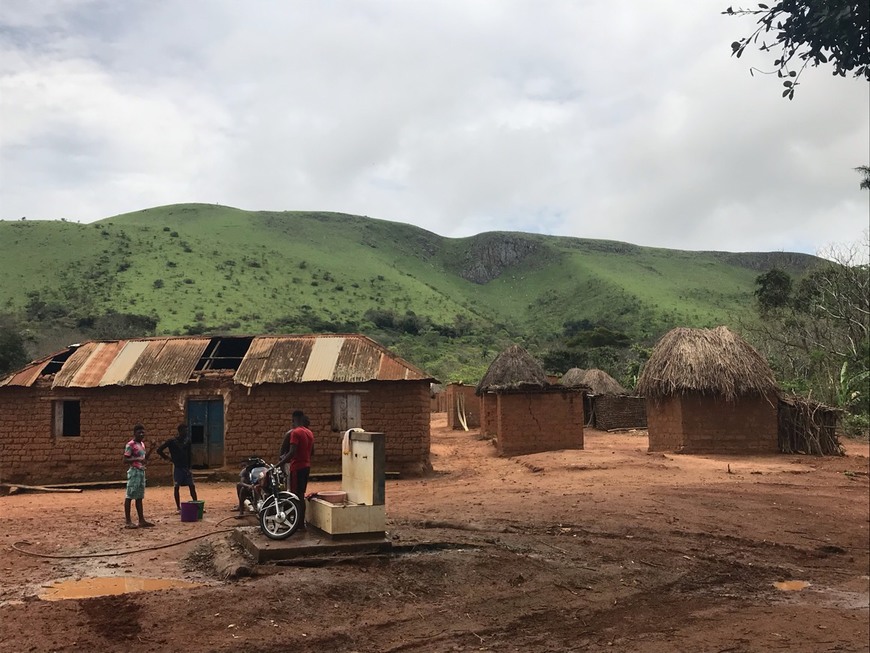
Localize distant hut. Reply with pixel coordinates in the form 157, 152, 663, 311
637, 326, 779, 453
559, 368, 587, 387
477, 345, 584, 455
561, 368, 646, 430
580, 369, 627, 395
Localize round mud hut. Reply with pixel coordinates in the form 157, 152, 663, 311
636, 326, 779, 454
477, 345, 585, 456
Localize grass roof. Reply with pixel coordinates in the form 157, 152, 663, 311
579, 368, 627, 395
636, 326, 778, 401
476, 344, 549, 394
559, 368, 586, 387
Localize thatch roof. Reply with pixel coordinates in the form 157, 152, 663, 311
636, 326, 778, 401
559, 368, 586, 387
579, 369, 627, 395
476, 344, 549, 394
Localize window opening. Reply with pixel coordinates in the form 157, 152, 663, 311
54, 400, 81, 437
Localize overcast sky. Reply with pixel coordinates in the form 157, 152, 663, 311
1, 1, 867, 255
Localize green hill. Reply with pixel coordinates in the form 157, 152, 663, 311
0, 204, 819, 383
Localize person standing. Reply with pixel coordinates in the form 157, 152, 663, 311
278, 410, 314, 525
123, 424, 155, 529
157, 423, 198, 512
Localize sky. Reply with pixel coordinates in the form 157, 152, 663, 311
1, 1, 867, 255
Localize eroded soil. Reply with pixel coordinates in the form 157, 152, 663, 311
1, 415, 868, 652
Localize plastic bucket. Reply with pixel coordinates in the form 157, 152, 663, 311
180, 501, 199, 522
192, 500, 205, 520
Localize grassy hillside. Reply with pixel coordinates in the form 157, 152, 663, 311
0, 204, 819, 382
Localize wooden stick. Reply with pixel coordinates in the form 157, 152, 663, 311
2, 483, 82, 493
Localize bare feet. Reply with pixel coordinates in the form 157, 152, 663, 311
124, 523, 138, 529
139, 520, 155, 528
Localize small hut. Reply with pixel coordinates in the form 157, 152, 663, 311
477, 345, 585, 456
637, 326, 779, 454
562, 368, 646, 430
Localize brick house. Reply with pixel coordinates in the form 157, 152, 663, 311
0, 334, 435, 484
477, 345, 585, 456
636, 326, 779, 454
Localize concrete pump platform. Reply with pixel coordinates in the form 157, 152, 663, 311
232, 524, 392, 563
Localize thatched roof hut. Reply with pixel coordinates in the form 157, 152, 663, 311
476, 344, 549, 395
559, 368, 586, 387
580, 369, 627, 395
636, 326, 778, 402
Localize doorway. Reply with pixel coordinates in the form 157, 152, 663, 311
188, 398, 224, 468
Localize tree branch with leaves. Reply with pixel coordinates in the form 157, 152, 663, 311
724, 1, 870, 99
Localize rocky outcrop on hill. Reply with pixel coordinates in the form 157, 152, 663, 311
459, 234, 540, 284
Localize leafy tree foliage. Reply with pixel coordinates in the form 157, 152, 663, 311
747, 236, 869, 430
725, 1, 870, 98
754, 268, 793, 312
0, 317, 29, 375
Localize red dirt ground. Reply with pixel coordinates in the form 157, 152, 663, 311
1, 415, 868, 653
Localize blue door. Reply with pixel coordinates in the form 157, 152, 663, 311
188, 399, 224, 468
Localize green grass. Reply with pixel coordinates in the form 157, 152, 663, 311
0, 203, 820, 380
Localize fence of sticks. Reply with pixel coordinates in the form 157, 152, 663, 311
778, 396, 843, 456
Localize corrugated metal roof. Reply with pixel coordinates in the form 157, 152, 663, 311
1, 334, 434, 389
125, 338, 210, 386
301, 337, 345, 382
98, 341, 149, 386
334, 336, 382, 382
238, 337, 314, 385
0, 356, 51, 387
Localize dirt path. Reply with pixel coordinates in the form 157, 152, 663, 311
1, 415, 868, 652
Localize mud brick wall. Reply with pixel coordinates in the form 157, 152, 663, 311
0, 382, 207, 485
495, 390, 584, 457
647, 393, 778, 454
646, 397, 684, 452
593, 395, 647, 431
679, 393, 778, 454
445, 384, 481, 430
480, 393, 498, 437
227, 380, 431, 475
0, 379, 431, 484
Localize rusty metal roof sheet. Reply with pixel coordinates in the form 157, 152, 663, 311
125, 338, 210, 386
1, 334, 433, 389
235, 334, 433, 386
0, 356, 52, 387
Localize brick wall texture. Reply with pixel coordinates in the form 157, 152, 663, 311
480, 393, 498, 437
495, 390, 584, 457
592, 395, 647, 431
646, 392, 778, 454
0, 379, 431, 484
445, 384, 481, 430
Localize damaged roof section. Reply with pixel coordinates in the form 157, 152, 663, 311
0, 334, 433, 389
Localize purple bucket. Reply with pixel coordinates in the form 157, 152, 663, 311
180, 501, 199, 522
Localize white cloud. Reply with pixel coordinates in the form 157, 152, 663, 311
0, 0, 866, 252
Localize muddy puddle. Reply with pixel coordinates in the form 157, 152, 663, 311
773, 580, 811, 591
39, 576, 202, 601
